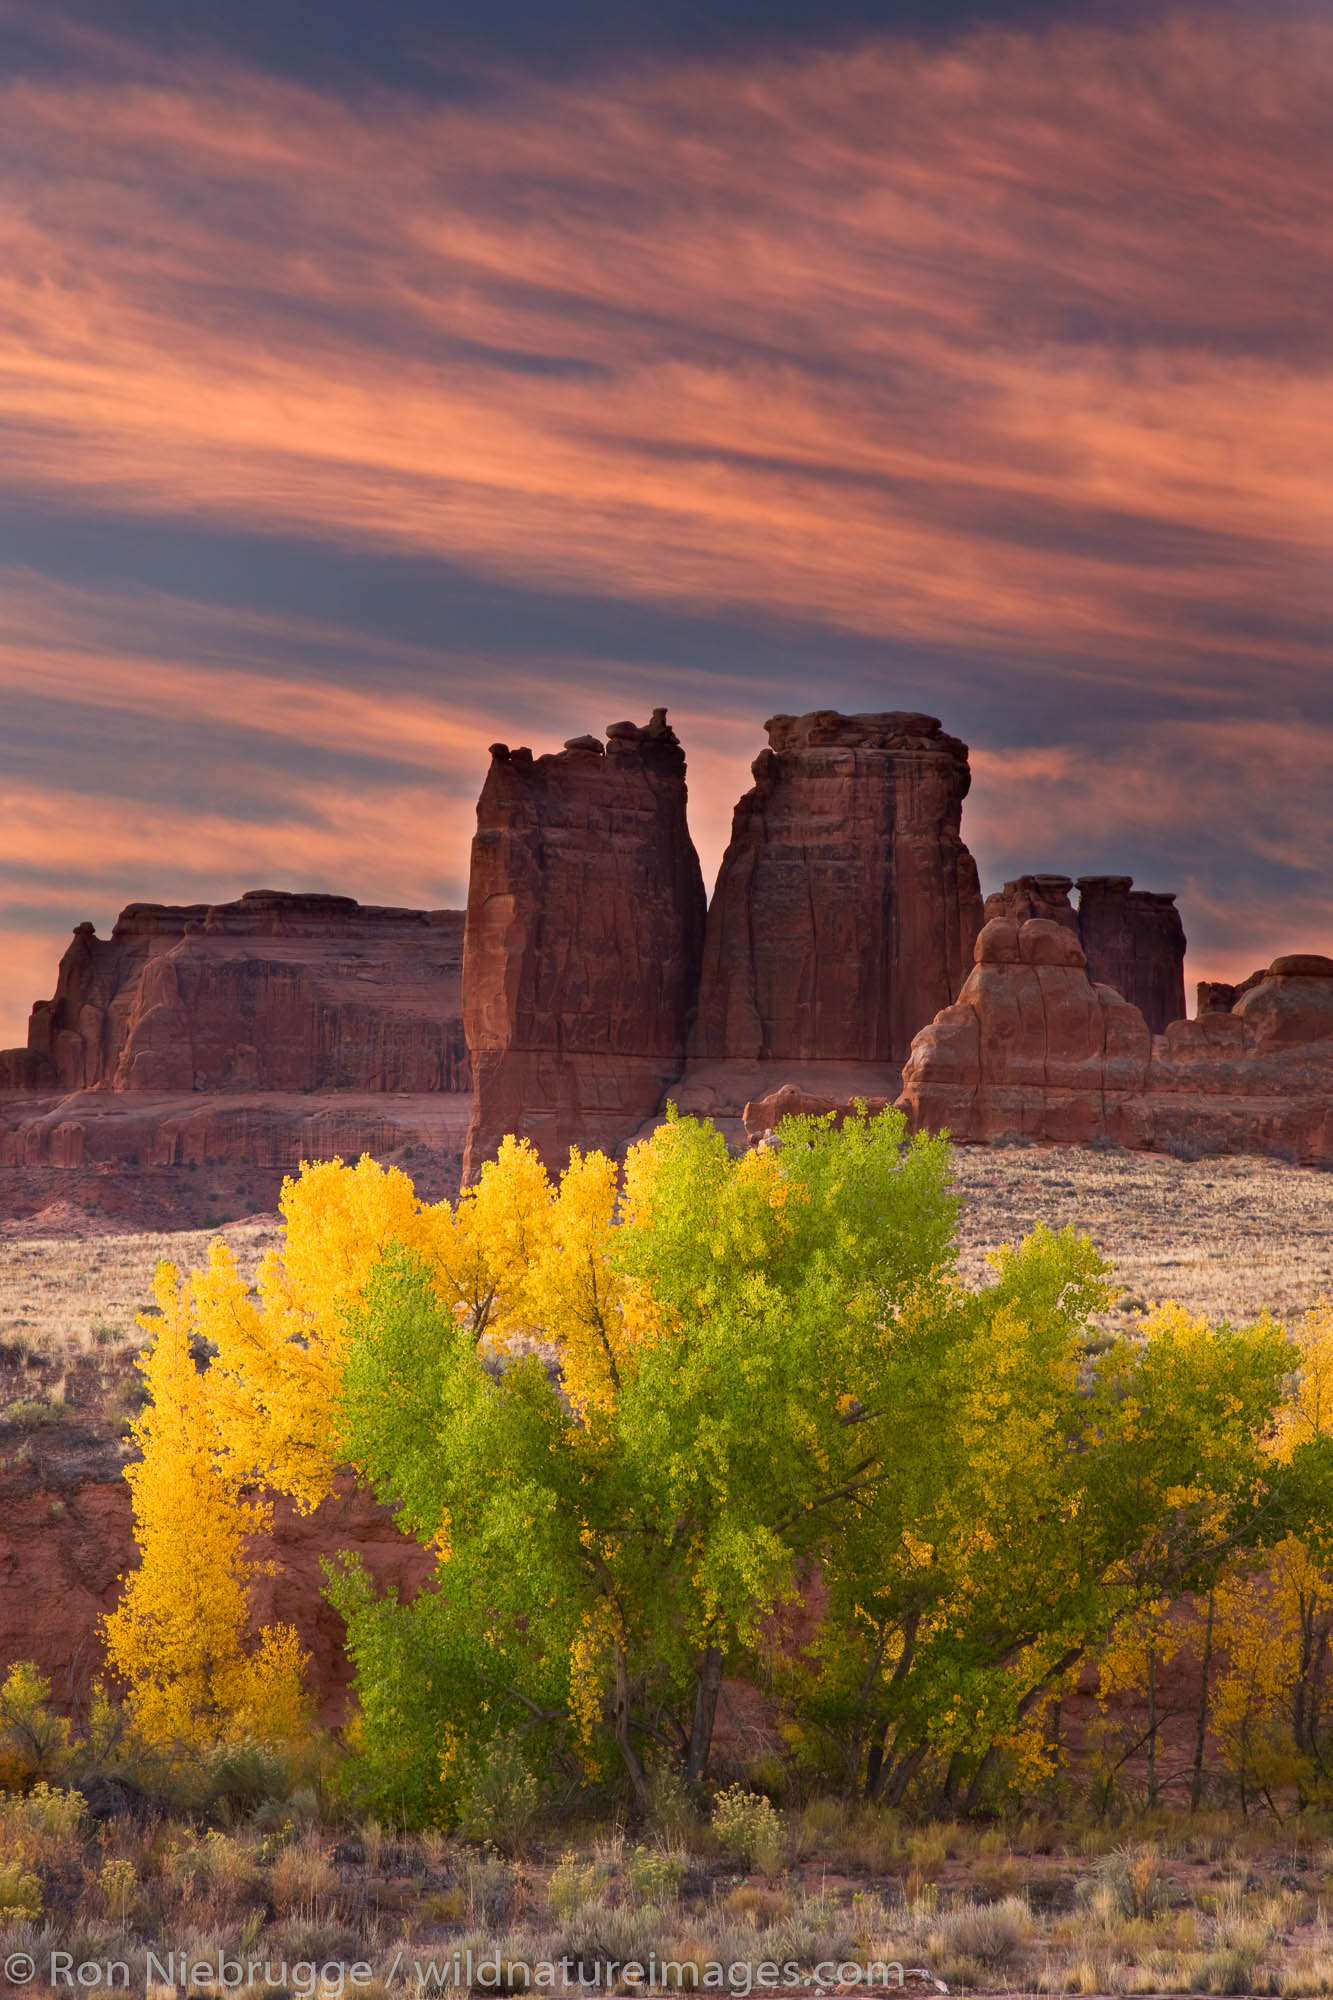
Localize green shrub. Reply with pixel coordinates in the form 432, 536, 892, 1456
460, 1735, 539, 1852
711, 1786, 784, 1874
627, 1842, 687, 1903
0, 1779, 86, 1852
547, 1851, 610, 1921
0, 1859, 41, 1920
0, 1665, 74, 1787
646, 1763, 697, 1839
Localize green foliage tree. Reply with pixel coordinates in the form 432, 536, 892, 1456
329, 1106, 959, 1821
330, 1108, 1299, 1824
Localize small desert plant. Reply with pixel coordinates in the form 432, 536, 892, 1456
711, 1786, 784, 1874
0, 1779, 86, 1860
360, 1817, 386, 1871
459, 1734, 540, 1852
268, 1833, 338, 1917
98, 1856, 137, 1925
548, 1851, 610, 1921
465, 1848, 520, 1926
647, 1764, 698, 1839
1090, 1841, 1166, 1919
0, 1860, 42, 1921
903, 1821, 950, 1877
931, 1893, 1034, 1971
627, 1842, 688, 1903
0, 1399, 63, 1430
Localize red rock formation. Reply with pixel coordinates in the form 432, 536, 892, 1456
898, 925, 1333, 1163
982, 875, 1079, 932
1196, 969, 1266, 1015
692, 711, 984, 1068
1076, 877, 1186, 1035
984, 875, 1186, 1033
741, 1081, 893, 1145
0, 892, 468, 1098
0, 1093, 471, 1177
462, 711, 707, 1177
896, 918, 1152, 1146
0, 892, 472, 1224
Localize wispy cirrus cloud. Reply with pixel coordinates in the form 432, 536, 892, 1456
0, 5, 1330, 1045
0, 12, 1329, 667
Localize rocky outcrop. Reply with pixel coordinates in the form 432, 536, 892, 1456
0, 892, 472, 1224
692, 712, 984, 1068
741, 1081, 894, 1146
1076, 877, 1186, 1037
984, 875, 1186, 1034
983, 874, 1081, 934
462, 711, 707, 1177
0, 892, 469, 1098
1197, 969, 1267, 1015
898, 925, 1333, 1164
896, 917, 1152, 1147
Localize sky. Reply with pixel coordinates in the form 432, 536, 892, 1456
1, 0, 1330, 1045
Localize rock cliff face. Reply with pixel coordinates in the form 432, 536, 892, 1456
1076, 877, 1186, 1037
897, 925, 1333, 1164
0, 1433, 431, 1724
1, 891, 468, 1097
983, 875, 1186, 1034
691, 711, 984, 1067
462, 711, 707, 1178
0, 892, 472, 1223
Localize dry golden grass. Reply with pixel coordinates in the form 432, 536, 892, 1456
0, 1218, 280, 1357
11, 1787, 1333, 1997
0, 1219, 281, 1430
952, 1144, 1332, 1328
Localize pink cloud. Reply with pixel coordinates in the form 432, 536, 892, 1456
0, 11, 1327, 667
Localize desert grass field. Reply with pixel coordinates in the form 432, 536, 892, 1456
9, 1758, 1333, 1997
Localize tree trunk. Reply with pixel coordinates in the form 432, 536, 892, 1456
1146, 1645, 1159, 1809
880, 1741, 929, 1808
1190, 1591, 1214, 1813
613, 1641, 650, 1813
686, 1645, 724, 1785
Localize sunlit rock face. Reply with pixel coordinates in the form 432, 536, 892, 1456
898, 924, 1333, 1165
462, 710, 707, 1179
691, 710, 984, 1069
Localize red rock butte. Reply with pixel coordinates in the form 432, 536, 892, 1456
1, 891, 473, 1225
692, 710, 983, 1067
462, 709, 707, 1182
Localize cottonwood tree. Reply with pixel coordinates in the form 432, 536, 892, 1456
329, 1107, 960, 1820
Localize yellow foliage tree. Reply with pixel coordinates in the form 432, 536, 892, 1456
1207, 1299, 1333, 1808
189, 1141, 633, 1503
102, 1260, 309, 1748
